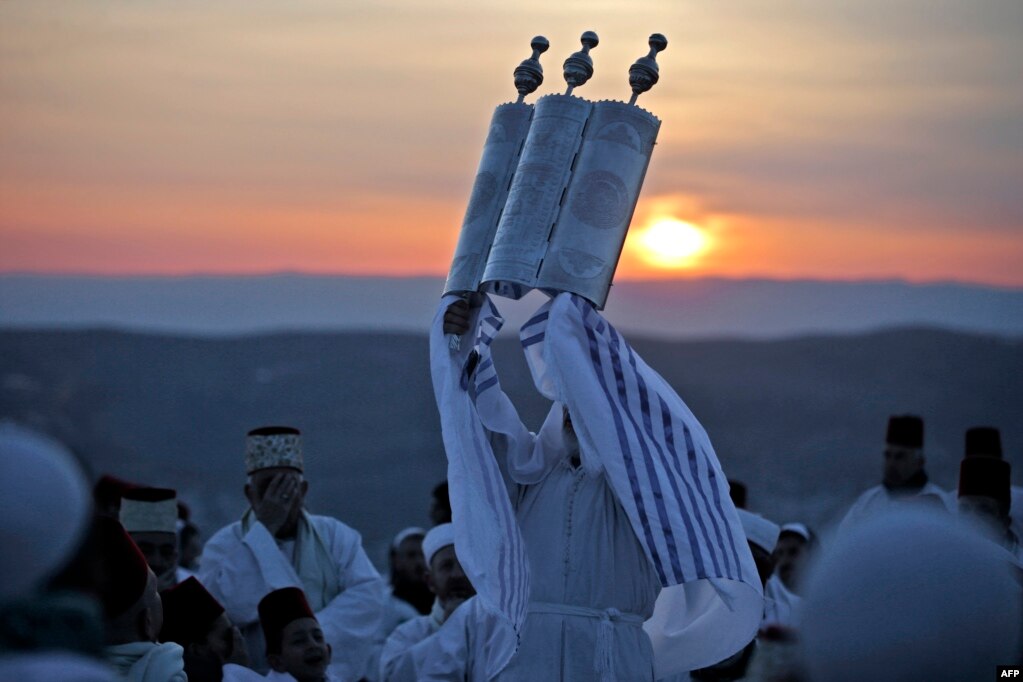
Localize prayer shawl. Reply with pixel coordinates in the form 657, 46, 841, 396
104, 641, 186, 682
239, 510, 340, 611
430, 293, 763, 679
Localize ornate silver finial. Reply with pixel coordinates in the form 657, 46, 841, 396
628, 33, 667, 105
563, 31, 599, 96
513, 36, 550, 104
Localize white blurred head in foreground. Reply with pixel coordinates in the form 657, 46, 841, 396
801, 509, 1022, 681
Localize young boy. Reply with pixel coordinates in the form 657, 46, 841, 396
258, 587, 338, 682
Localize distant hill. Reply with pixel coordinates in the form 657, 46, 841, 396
2, 274, 1022, 339
1, 327, 1021, 566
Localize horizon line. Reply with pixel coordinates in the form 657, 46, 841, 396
2, 270, 1022, 292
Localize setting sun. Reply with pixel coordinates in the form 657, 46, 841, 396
635, 218, 710, 269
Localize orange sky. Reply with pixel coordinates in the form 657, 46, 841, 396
2, 1, 1021, 286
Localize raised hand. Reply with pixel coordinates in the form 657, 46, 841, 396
253, 472, 299, 536
443, 299, 472, 336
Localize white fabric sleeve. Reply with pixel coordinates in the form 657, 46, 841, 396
379, 619, 433, 682
199, 522, 303, 627
316, 519, 387, 681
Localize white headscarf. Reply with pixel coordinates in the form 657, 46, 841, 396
800, 508, 1023, 682
0, 422, 91, 602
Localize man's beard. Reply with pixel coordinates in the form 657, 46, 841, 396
392, 574, 434, 615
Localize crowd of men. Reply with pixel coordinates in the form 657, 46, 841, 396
0, 299, 1020, 681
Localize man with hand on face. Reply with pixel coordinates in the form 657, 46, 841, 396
200, 426, 385, 681
258, 588, 338, 682
378, 523, 477, 682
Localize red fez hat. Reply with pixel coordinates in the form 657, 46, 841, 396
258, 587, 316, 654
94, 474, 139, 508
96, 516, 150, 619
160, 577, 225, 646
965, 427, 1002, 459
958, 457, 1011, 512
886, 415, 923, 449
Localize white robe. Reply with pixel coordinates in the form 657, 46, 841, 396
411, 597, 519, 681
494, 452, 661, 681
368, 589, 426, 681
200, 512, 386, 681
838, 482, 948, 536
379, 601, 445, 682
103, 641, 186, 682
762, 575, 801, 630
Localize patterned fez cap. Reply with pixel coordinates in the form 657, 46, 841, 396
965, 427, 1002, 459
120, 487, 178, 534
886, 415, 924, 449
245, 426, 303, 474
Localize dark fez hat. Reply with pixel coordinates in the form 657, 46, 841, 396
965, 427, 1002, 459
160, 576, 225, 645
728, 479, 747, 509
96, 516, 150, 618
258, 587, 316, 654
886, 415, 924, 449
94, 474, 139, 508
958, 457, 1010, 511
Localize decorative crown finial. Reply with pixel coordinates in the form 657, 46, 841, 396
563, 31, 599, 96
628, 33, 667, 105
513, 36, 550, 104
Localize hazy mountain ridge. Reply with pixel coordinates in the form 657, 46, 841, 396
1, 326, 1020, 565
2, 274, 1022, 339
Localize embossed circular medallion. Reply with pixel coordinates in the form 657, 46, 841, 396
570, 170, 630, 230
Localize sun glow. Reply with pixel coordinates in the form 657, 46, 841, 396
635, 218, 710, 268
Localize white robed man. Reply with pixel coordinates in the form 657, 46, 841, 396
837, 414, 947, 535
200, 426, 386, 680
432, 294, 763, 681
957, 451, 1020, 561
99, 516, 187, 682
379, 523, 478, 681
762, 522, 814, 633
121, 487, 191, 590
960, 426, 1023, 543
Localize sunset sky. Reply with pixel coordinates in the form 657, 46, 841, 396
2, 1, 1021, 285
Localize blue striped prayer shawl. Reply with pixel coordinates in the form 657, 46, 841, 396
431, 292, 763, 678
522, 293, 754, 588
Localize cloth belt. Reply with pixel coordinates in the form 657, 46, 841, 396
527, 602, 644, 682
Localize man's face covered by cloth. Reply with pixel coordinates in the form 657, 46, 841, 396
130, 531, 179, 590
